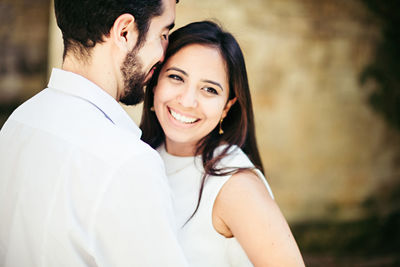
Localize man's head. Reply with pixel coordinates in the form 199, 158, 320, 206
54, 0, 178, 105
55, 0, 163, 59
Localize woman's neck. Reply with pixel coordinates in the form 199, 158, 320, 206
164, 138, 197, 157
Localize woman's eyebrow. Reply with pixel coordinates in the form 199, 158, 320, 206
165, 67, 188, 77
202, 79, 224, 91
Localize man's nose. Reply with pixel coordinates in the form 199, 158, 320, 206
159, 52, 165, 64
159, 39, 168, 63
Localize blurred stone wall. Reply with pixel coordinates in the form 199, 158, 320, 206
0, 0, 50, 124
9, 0, 400, 234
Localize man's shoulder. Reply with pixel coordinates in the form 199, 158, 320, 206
104, 129, 161, 161
3, 88, 161, 166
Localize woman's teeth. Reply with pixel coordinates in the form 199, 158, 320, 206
170, 109, 197, 124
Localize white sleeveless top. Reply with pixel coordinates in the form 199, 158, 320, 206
157, 144, 274, 267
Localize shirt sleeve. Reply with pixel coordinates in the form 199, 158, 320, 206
90, 151, 188, 267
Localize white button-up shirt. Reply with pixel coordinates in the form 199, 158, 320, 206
0, 68, 188, 267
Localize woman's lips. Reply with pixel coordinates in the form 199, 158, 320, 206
168, 107, 199, 124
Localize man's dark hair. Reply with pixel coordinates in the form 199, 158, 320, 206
54, 0, 164, 59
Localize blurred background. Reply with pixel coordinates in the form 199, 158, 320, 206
1, 0, 399, 265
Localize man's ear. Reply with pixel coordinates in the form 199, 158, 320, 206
222, 97, 237, 119
110, 13, 137, 52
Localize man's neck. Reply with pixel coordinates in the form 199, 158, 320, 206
62, 48, 118, 100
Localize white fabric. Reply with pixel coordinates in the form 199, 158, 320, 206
157, 144, 274, 267
0, 68, 188, 267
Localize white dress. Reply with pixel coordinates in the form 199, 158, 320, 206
157, 144, 274, 267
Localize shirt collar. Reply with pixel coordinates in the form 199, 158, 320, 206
47, 68, 142, 137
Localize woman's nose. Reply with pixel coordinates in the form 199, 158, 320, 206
178, 87, 198, 108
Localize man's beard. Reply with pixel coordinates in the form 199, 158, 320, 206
119, 48, 147, 106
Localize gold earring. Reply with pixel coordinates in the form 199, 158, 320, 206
150, 106, 155, 112
219, 118, 224, 135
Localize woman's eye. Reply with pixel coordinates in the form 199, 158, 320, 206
161, 34, 168, 41
168, 74, 183, 82
203, 87, 218, 95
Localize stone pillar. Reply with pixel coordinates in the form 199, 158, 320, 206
0, 0, 50, 125
47, 1, 63, 76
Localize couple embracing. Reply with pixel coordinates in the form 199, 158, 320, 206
0, 0, 304, 266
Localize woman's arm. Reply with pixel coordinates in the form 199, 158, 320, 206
212, 170, 305, 267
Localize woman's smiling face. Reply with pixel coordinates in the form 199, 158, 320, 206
153, 44, 236, 156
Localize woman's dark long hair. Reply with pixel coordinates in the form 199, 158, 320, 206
140, 21, 264, 222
